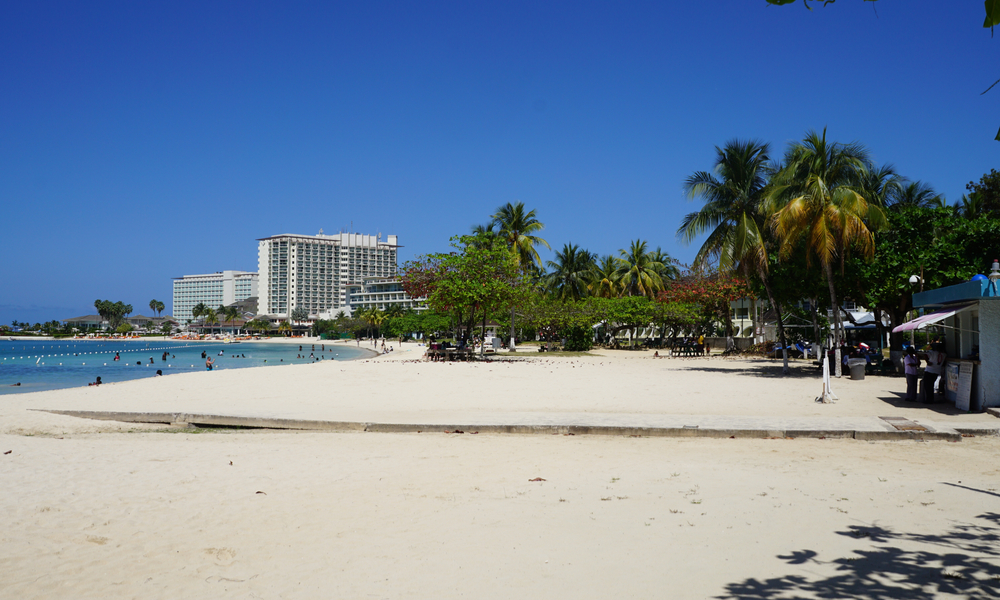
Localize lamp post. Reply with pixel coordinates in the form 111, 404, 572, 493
908, 274, 923, 348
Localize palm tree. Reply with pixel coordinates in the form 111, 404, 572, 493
647, 246, 681, 284
766, 129, 887, 378
277, 320, 292, 336
490, 201, 550, 348
613, 239, 664, 298
202, 308, 219, 335
888, 180, 942, 210
857, 164, 904, 209
588, 255, 621, 298
490, 201, 551, 270
149, 299, 158, 318
156, 300, 165, 318
956, 193, 984, 218
679, 138, 790, 365
544, 243, 596, 301
223, 306, 240, 335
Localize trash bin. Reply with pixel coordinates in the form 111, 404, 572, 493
847, 358, 867, 381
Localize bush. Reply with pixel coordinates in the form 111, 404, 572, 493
563, 326, 593, 352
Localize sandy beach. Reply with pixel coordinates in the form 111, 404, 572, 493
2, 345, 999, 598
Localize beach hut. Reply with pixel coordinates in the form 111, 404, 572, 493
895, 263, 1000, 411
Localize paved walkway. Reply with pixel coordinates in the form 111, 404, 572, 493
40, 408, 1000, 442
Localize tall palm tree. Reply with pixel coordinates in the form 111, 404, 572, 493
149, 299, 158, 318
490, 201, 550, 348
277, 320, 292, 336
544, 243, 596, 301
223, 306, 240, 335
647, 246, 681, 284
679, 138, 790, 366
588, 255, 621, 298
191, 303, 207, 332
857, 163, 904, 210
156, 300, 165, 318
613, 239, 664, 298
490, 201, 550, 270
766, 129, 887, 377
202, 308, 219, 335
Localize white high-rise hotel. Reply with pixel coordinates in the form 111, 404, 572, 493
257, 232, 399, 318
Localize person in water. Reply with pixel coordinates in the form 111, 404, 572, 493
113, 353, 120, 361
89, 376, 102, 386
201, 351, 207, 359
206, 357, 215, 371
155, 369, 163, 376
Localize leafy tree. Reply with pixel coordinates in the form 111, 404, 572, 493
660, 272, 753, 344
966, 168, 1000, 215
94, 299, 134, 330
160, 321, 174, 336
544, 243, 596, 301
291, 306, 310, 323
116, 322, 134, 334
401, 234, 526, 348
277, 320, 292, 336
766, 129, 885, 375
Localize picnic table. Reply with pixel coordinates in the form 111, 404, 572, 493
670, 342, 703, 357
425, 346, 475, 362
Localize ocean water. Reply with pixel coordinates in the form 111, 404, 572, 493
0, 339, 370, 395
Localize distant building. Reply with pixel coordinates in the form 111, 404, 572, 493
172, 270, 259, 324
345, 277, 426, 314
257, 231, 399, 319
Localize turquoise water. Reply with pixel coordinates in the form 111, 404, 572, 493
0, 339, 369, 395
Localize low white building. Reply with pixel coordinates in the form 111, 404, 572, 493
342, 277, 426, 315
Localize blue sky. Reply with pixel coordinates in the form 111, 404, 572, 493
1, 1, 996, 324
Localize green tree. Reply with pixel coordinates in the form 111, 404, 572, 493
888, 180, 941, 211
401, 234, 525, 350
160, 321, 174, 336
679, 139, 791, 367
291, 307, 310, 323
202, 308, 219, 334
767, 129, 886, 376
588, 255, 621, 298
490, 202, 550, 348
544, 243, 596, 301
223, 306, 240, 334
613, 239, 665, 298
966, 168, 1000, 215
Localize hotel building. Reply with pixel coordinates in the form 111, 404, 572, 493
257, 232, 399, 318
346, 277, 426, 313
172, 270, 259, 324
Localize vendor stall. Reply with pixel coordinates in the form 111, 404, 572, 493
896, 267, 1000, 411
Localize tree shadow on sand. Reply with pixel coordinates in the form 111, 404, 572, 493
680, 363, 820, 379
717, 512, 1000, 599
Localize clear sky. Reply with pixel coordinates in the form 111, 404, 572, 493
1, 1, 996, 324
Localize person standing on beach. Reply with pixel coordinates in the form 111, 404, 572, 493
903, 347, 921, 402
920, 343, 946, 403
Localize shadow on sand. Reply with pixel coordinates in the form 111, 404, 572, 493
717, 512, 1000, 599
678, 362, 820, 379
877, 393, 975, 417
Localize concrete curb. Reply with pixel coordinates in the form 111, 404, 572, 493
36, 409, 964, 442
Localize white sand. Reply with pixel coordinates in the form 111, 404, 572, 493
2, 347, 999, 598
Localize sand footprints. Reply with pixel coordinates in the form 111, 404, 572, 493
204, 547, 237, 566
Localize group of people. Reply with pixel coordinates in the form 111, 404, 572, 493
902, 342, 947, 404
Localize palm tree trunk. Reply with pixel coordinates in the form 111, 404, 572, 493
823, 262, 843, 377
759, 272, 789, 376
